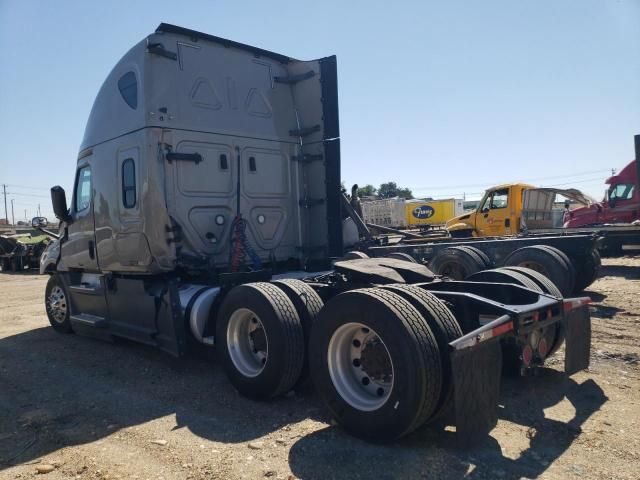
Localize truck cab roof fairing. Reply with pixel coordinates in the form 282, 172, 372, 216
79, 24, 325, 154
80, 41, 146, 151
155, 23, 294, 64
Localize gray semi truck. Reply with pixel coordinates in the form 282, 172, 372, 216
36, 24, 592, 443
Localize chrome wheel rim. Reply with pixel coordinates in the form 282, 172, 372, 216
327, 322, 394, 411
47, 285, 67, 323
226, 308, 268, 377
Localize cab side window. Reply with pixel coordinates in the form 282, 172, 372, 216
490, 189, 509, 209
610, 184, 635, 201
75, 166, 92, 212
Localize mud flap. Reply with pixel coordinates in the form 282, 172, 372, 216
451, 339, 502, 442
564, 304, 591, 375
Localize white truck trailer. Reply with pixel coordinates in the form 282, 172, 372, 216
36, 24, 592, 443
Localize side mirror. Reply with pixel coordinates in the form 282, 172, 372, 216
481, 207, 490, 214
51, 186, 71, 222
31, 217, 48, 228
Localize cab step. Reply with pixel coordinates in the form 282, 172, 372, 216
70, 313, 108, 329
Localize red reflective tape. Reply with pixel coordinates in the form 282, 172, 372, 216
563, 297, 592, 312
492, 321, 513, 337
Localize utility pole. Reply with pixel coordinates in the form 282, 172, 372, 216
11, 199, 14, 226
37, 204, 41, 217
2, 184, 7, 224
24, 209, 27, 222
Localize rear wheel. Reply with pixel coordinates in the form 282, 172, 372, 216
385, 252, 417, 263
465, 268, 560, 373
498, 266, 562, 297
466, 268, 542, 291
309, 288, 442, 442
271, 279, 323, 385
45, 274, 72, 333
216, 283, 304, 399
454, 245, 491, 269
381, 284, 462, 423
342, 251, 369, 260
502, 245, 574, 296
429, 247, 486, 280
571, 249, 601, 293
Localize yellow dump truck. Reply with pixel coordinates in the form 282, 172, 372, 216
445, 183, 593, 237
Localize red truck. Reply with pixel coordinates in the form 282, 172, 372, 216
567, 153, 640, 227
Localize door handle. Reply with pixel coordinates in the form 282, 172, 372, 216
88, 241, 95, 260
166, 152, 202, 164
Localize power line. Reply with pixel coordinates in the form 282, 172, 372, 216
409, 168, 611, 192
6, 191, 50, 198
3, 183, 52, 191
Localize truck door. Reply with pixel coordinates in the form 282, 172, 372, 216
605, 183, 638, 223
475, 188, 510, 236
61, 163, 100, 271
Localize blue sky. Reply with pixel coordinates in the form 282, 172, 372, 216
0, 0, 638, 221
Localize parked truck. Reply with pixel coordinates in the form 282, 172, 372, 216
444, 138, 640, 256
566, 146, 640, 227
37, 24, 592, 443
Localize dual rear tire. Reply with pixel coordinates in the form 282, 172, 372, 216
216, 281, 321, 400
309, 288, 454, 441
216, 280, 460, 442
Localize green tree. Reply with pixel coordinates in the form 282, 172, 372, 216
357, 184, 377, 197
396, 187, 413, 199
378, 182, 398, 198
378, 182, 413, 199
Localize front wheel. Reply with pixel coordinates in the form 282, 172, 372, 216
45, 275, 72, 333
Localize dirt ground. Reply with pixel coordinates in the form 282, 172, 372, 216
0, 258, 639, 480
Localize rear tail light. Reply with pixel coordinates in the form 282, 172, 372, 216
522, 345, 533, 366
538, 338, 548, 357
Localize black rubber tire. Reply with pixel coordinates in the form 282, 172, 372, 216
381, 284, 462, 423
466, 268, 543, 292
309, 288, 442, 442
216, 282, 304, 400
502, 245, 574, 296
537, 245, 576, 292
271, 279, 324, 385
0, 258, 10, 272
454, 245, 492, 269
342, 251, 369, 260
497, 266, 562, 298
465, 268, 552, 375
385, 252, 417, 263
498, 266, 564, 356
571, 249, 601, 293
429, 247, 489, 280
45, 274, 73, 333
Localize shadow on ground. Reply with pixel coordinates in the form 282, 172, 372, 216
288, 370, 607, 480
0, 327, 319, 469
599, 264, 640, 281
0, 270, 41, 277
0, 327, 606, 479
